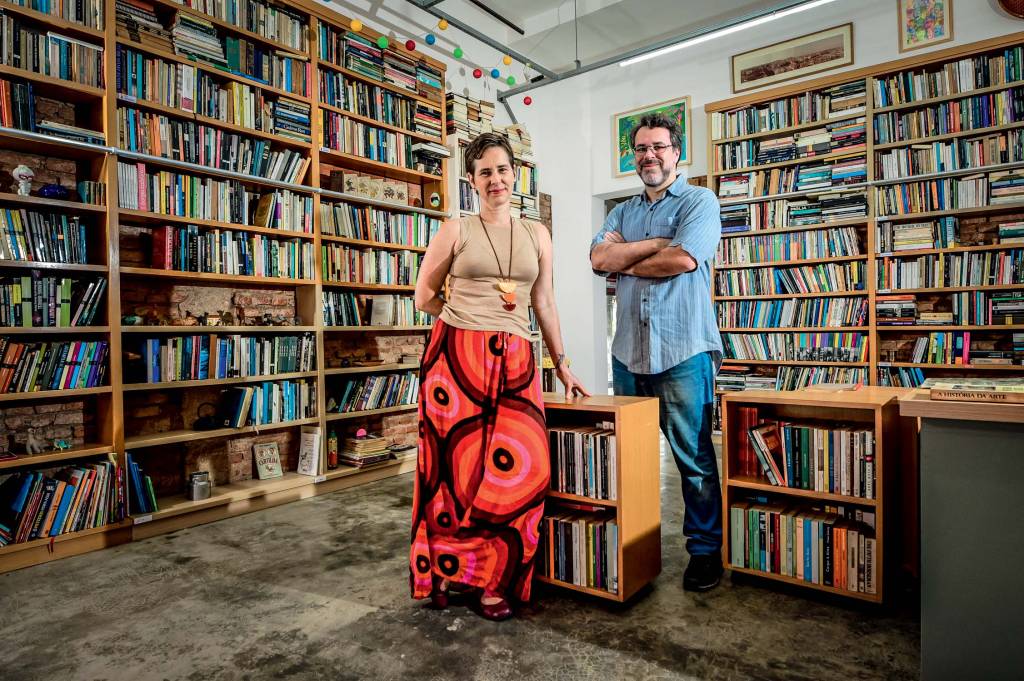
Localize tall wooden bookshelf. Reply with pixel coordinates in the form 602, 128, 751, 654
538, 393, 660, 603
706, 31, 1024, 422
0, 0, 448, 571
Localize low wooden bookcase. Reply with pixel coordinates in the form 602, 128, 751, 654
721, 387, 914, 603
537, 394, 661, 602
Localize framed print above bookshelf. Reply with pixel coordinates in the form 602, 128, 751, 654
898, 0, 953, 52
731, 23, 854, 93
612, 96, 691, 177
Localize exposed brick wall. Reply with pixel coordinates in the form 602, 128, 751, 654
0, 97, 81, 195
323, 333, 425, 367
0, 401, 91, 455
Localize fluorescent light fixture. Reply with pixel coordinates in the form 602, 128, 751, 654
619, 0, 841, 67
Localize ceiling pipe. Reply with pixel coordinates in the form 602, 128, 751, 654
466, 0, 525, 35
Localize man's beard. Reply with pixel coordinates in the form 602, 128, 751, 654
638, 160, 667, 187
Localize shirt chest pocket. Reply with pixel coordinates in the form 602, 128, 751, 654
649, 216, 678, 239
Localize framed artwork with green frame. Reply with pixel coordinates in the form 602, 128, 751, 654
613, 96, 691, 177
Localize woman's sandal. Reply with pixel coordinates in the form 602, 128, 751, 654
430, 576, 450, 609
473, 591, 513, 621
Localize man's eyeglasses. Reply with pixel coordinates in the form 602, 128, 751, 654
633, 143, 674, 157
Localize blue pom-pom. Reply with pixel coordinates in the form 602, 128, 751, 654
425, 33, 436, 45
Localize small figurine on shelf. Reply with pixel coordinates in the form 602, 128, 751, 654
11, 165, 34, 196
327, 429, 339, 470
219, 310, 235, 326
24, 427, 47, 455
178, 305, 199, 326
122, 314, 143, 325
53, 438, 71, 451
39, 183, 70, 200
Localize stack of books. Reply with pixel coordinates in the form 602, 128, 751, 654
340, 433, 392, 467
414, 103, 442, 139
876, 219, 958, 253
830, 157, 867, 185
345, 32, 383, 80
819, 192, 868, 221
998, 220, 1024, 244
412, 140, 449, 177
501, 123, 534, 162
718, 174, 751, 198
383, 49, 417, 93
826, 117, 866, 153
989, 170, 1024, 204
116, 0, 172, 51
172, 12, 225, 65
924, 376, 1024, 403
875, 294, 917, 325
796, 163, 832, 191
720, 204, 749, 233
825, 80, 866, 118
445, 93, 495, 136
756, 135, 796, 164
34, 120, 105, 144
919, 311, 954, 325
794, 128, 830, 159
271, 100, 311, 143
990, 292, 1024, 324
416, 62, 442, 102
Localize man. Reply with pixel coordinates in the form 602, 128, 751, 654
590, 113, 724, 592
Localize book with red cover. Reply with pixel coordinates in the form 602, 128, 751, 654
749, 422, 787, 486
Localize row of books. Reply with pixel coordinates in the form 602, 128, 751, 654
318, 72, 432, 137
0, 275, 106, 328
722, 332, 868, 363
125, 451, 157, 514
515, 165, 537, 196
10, 0, 104, 30
215, 378, 317, 426
0, 77, 105, 144
714, 116, 865, 171
150, 224, 315, 279
902, 331, 1021, 365
718, 156, 866, 199
1, 209, 89, 264
729, 499, 877, 594
330, 370, 418, 413
0, 14, 104, 87
322, 110, 413, 169
321, 244, 421, 286
876, 366, 926, 387
318, 27, 441, 103
876, 294, 920, 325
714, 261, 866, 297
538, 509, 619, 594
872, 46, 1024, 108
715, 226, 861, 266
0, 461, 124, 547
873, 86, 1024, 144
127, 332, 315, 383
875, 171, 1012, 216
319, 201, 440, 247
0, 338, 108, 392
716, 297, 868, 329
117, 107, 309, 182
740, 410, 875, 498
116, 0, 171, 50
775, 365, 866, 391
874, 130, 1024, 181
323, 169, 424, 207
1002, 221, 1024, 243
445, 92, 495, 137
172, 0, 307, 51
972, 291, 1024, 324
719, 194, 868, 233
715, 365, 777, 392
549, 424, 617, 501
710, 80, 866, 140
77, 180, 106, 205
875, 217, 959, 252
321, 291, 429, 327
876, 248, 1024, 289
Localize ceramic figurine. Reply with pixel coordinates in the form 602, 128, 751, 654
11, 165, 34, 196
122, 314, 143, 325
53, 439, 70, 451
25, 427, 47, 455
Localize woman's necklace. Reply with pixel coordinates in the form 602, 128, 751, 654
479, 215, 516, 311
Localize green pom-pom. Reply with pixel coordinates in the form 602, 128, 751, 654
453, 47, 464, 59
377, 36, 389, 49
506, 76, 516, 85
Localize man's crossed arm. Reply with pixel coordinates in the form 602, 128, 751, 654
591, 231, 697, 278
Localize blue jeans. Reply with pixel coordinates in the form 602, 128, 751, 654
613, 352, 722, 557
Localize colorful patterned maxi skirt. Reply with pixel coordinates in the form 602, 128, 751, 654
410, 319, 549, 602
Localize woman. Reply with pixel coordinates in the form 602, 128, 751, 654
410, 132, 588, 621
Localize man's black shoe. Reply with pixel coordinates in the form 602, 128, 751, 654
683, 553, 723, 592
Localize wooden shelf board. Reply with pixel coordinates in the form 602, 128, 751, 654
716, 255, 866, 271
319, 187, 448, 219
718, 183, 868, 207
546, 491, 618, 508
872, 78, 1024, 114
876, 324, 1024, 332
115, 40, 312, 103
319, 147, 441, 184
728, 565, 881, 602
0, 64, 104, 101
317, 100, 443, 144
877, 201, 1024, 221
123, 371, 318, 392
119, 267, 314, 287
720, 218, 869, 239
0, 386, 110, 402
534, 575, 621, 601
721, 386, 909, 408
719, 327, 866, 332
324, 404, 417, 421
323, 363, 419, 375
1, 326, 109, 335
714, 291, 868, 301
320, 234, 426, 252
711, 111, 867, 145
713, 148, 866, 177
321, 281, 415, 291
873, 120, 1024, 150
727, 476, 878, 506
320, 456, 416, 481
878, 362, 1024, 371
125, 417, 320, 449
323, 325, 431, 332
0, 126, 105, 159
0, 520, 132, 558
875, 160, 1024, 186
138, 471, 315, 523
0, 192, 105, 213
875, 283, 1024, 295
0, 444, 112, 471
117, 209, 315, 240
149, 0, 308, 57
542, 393, 652, 412
722, 359, 869, 367
316, 59, 442, 109
875, 242, 1023, 258
121, 325, 317, 333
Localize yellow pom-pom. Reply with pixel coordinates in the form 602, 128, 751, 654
502, 55, 512, 65
350, 19, 363, 32
438, 19, 448, 30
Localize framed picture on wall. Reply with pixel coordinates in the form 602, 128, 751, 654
612, 96, 690, 177
898, 0, 953, 52
731, 23, 854, 93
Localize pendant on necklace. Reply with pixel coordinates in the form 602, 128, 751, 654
503, 303, 517, 312
500, 292, 516, 304
496, 281, 517, 294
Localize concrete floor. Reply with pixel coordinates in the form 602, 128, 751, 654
0, 449, 919, 681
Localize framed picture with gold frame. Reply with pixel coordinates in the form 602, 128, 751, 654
612, 96, 691, 177
731, 23, 854, 94
898, 0, 953, 52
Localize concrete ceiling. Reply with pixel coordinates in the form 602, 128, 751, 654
442, 0, 796, 73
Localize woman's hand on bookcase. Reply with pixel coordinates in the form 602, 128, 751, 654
556, 365, 590, 399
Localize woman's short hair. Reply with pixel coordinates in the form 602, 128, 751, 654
631, 113, 682, 151
464, 132, 515, 175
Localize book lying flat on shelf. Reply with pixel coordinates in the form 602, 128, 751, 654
923, 377, 1024, 403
